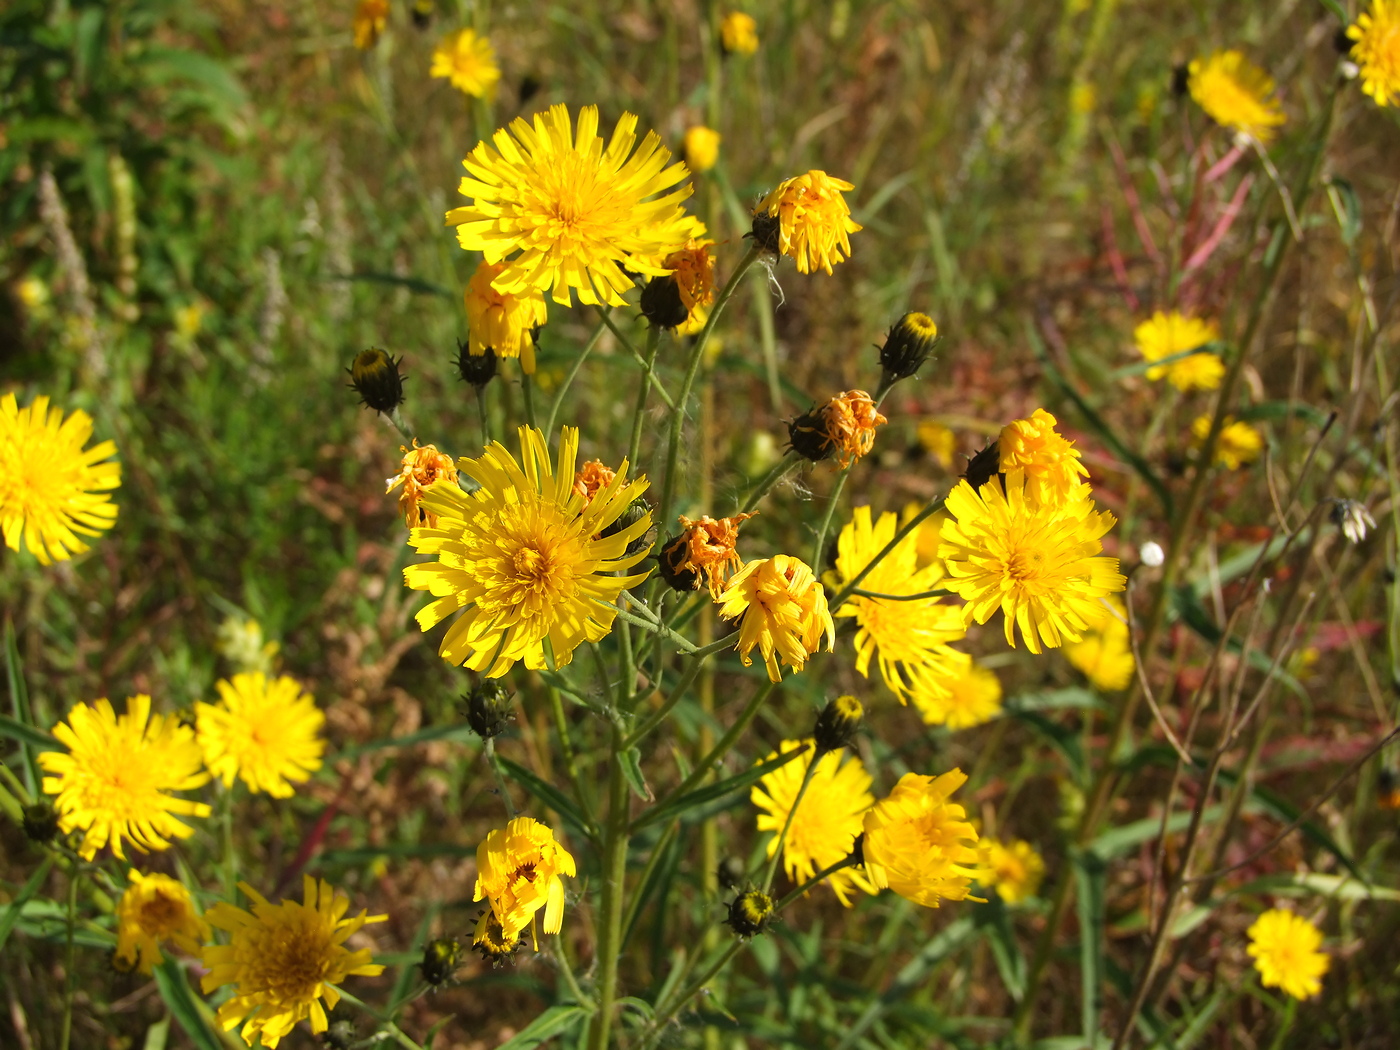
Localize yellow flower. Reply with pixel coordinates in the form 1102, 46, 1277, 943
720, 11, 759, 55
754, 171, 862, 275
1133, 311, 1224, 392
938, 471, 1126, 654
917, 421, 956, 469
751, 740, 877, 906
790, 390, 887, 468
201, 876, 386, 1048
1247, 908, 1329, 1000
910, 655, 1003, 730
717, 555, 835, 681
174, 301, 205, 339
1192, 415, 1263, 470
115, 870, 210, 975
683, 125, 721, 172
978, 837, 1045, 905
902, 501, 949, 571
862, 770, 982, 908
17, 276, 48, 310
1187, 50, 1285, 143
39, 696, 211, 860
463, 259, 549, 373
998, 409, 1090, 506
196, 673, 326, 798
473, 816, 577, 948
1349, 1, 1400, 107
659, 512, 755, 596
1063, 596, 1136, 692
0, 393, 120, 565
665, 239, 716, 313
353, 0, 389, 50
430, 28, 500, 99
404, 426, 652, 677
386, 440, 459, 528
832, 506, 966, 702
446, 103, 702, 308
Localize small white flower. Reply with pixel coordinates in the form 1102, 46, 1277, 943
1332, 500, 1375, 545
1139, 541, 1165, 568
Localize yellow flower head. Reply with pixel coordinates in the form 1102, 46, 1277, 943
1187, 50, 1285, 143
1133, 311, 1224, 392
39, 695, 211, 860
1192, 415, 1263, 470
862, 770, 982, 908
1063, 596, 1136, 692
832, 506, 966, 702
998, 409, 1091, 506
463, 259, 549, 373
353, 0, 389, 50
196, 673, 326, 798
754, 171, 862, 274
751, 740, 877, 906
115, 869, 210, 975
404, 426, 652, 677
910, 655, 1003, 730
720, 11, 759, 55
938, 471, 1126, 654
174, 301, 205, 339
0, 393, 120, 565
902, 501, 949, 571
572, 459, 617, 504
917, 421, 956, 469
446, 103, 702, 308
683, 125, 721, 172
717, 554, 836, 681
1349, 1, 1400, 107
1247, 908, 1329, 1000
474, 816, 577, 948
201, 877, 386, 1048
661, 512, 756, 596
664, 239, 716, 312
791, 390, 887, 468
386, 440, 459, 528
430, 27, 500, 99
978, 837, 1045, 905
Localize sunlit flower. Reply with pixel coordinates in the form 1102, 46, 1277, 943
1187, 50, 1285, 143
474, 817, 577, 949
386, 440, 459, 528
1063, 596, 1136, 692
790, 390, 887, 468
832, 506, 966, 702
939, 471, 1126, 654
0, 393, 120, 565
717, 555, 835, 681
196, 673, 325, 799
405, 426, 652, 677
753, 171, 862, 274
1133, 311, 1224, 392
1191, 415, 1263, 470
978, 837, 1045, 905
683, 125, 721, 172
115, 870, 209, 975
720, 11, 759, 55
39, 695, 210, 860
353, 0, 390, 50
910, 655, 1003, 730
463, 259, 548, 373
751, 740, 877, 906
862, 770, 982, 908
902, 501, 949, 571
998, 409, 1090, 506
660, 512, 755, 596
917, 421, 956, 469
665, 239, 716, 313
1246, 909, 1329, 1000
1348, 2, 1400, 107
201, 877, 385, 1048
430, 28, 500, 99
446, 104, 702, 307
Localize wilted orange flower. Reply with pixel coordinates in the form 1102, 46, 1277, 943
664, 240, 716, 312
820, 390, 887, 468
572, 460, 617, 504
386, 440, 458, 528
663, 512, 755, 595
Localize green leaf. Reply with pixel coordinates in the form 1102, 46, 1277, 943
619, 746, 653, 802
1108, 342, 1230, 381
0, 854, 54, 952
495, 1004, 591, 1049
632, 744, 808, 832
1074, 849, 1107, 1048
1326, 177, 1362, 247
1010, 710, 1086, 785
142, 1015, 171, 1050
1087, 807, 1222, 861
153, 959, 223, 1050
0, 712, 59, 752
973, 897, 1026, 1002
497, 757, 598, 844
328, 722, 476, 763
1316, 0, 1349, 24
6, 620, 45, 793
1006, 688, 1106, 713
1234, 872, 1400, 901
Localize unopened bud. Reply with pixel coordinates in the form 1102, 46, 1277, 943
461, 681, 513, 739
347, 347, 406, 414
879, 312, 939, 381
813, 695, 863, 753
725, 888, 774, 939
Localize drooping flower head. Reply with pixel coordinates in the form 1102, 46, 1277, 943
998, 409, 1090, 506
1063, 596, 1136, 692
405, 426, 652, 677
660, 512, 755, 596
1133, 311, 1224, 392
683, 125, 721, 172
386, 440, 459, 528
789, 390, 887, 468
751, 740, 876, 906
39, 696, 211, 860
910, 654, 1003, 730
201, 877, 386, 1048
1348, 1, 1400, 107
665, 239, 717, 313
717, 555, 835, 681
446, 104, 702, 307
0, 393, 120, 565
474, 816, 577, 949
353, 0, 390, 50
196, 673, 326, 798
115, 870, 210, 975
1192, 415, 1263, 470
430, 27, 500, 99
978, 837, 1046, 905
832, 506, 966, 702
753, 171, 862, 275
720, 11, 759, 55
1246, 908, 1329, 1000
862, 770, 983, 908
938, 471, 1126, 654
1187, 50, 1285, 142
463, 259, 549, 373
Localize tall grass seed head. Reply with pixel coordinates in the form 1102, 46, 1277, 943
1246, 908, 1329, 1000
1348, 1, 1400, 107
455, 339, 499, 388
196, 673, 326, 798
720, 11, 759, 55
683, 125, 721, 172
430, 27, 500, 100
115, 869, 210, 975
462, 680, 514, 739
880, 311, 939, 381
1187, 50, 1286, 143
862, 769, 983, 908
725, 889, 774, 937
717, 555, 836, 682
347, 348, 405, 414
813, 694, 864, 753
753, 171, 862, 274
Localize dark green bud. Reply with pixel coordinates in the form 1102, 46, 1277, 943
347, 347, 406, 414
656, 533, 701, 593
22, 801, 59, 844
725, 889, 774, 939
321, 1020, 358, 1050
879, 312, 940, 381
813, 695, 863, 754
787, 407, 836, 463
600, 496, 654, 559
462, 681, 514, 739
454, 340, 498, 389
420, 937, 463, 987
962, 441, 1002, 491
749, 209, 782, 256
639, 275, 689, 330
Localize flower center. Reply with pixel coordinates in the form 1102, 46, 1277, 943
139, 892, 186, 935
259, 922, 331, 999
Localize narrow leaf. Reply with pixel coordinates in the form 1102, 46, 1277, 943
5, 620, 44, 793
633, 745, 807, 831
619, 747, 653, 802
153, 959, 223, 1050
1074, 849, 1107, 1048
497, 757, 598, 844
0, 713, 59, 751
495, 1004, 590, 1049
0, 854, 55, 952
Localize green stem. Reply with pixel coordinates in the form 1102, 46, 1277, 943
622, 636, 737, 747
59, 861, 78, 1050
810, 465, 854, 570
611, 605, 701, 653
829, 495, 947, 611
589, 725, 632, 1050
221, 783, 237, 899
544, 317, 608, 435
330, 985, 425, 1050
475, 384, 491, 446
738, 456, 797, 514
663, 681, 775, 805
760, 753, 820, 893
629, 327, 663, 468
483, 737, 517, 819
521, 369, 537, 429
554, 934, 592, 1008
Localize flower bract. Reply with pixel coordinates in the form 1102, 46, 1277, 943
430, 27, 500, 99
1348, 1, 1400, 108
717, 554, 835, 681
862, 770, 983, 907
115, 870, 210, 975
1187, 50, 1285, 143
1246, 908, 1329, 1000
196, 673, 326, 798
1132, 311, 1224, 392
754, 171, 862, 274
474, 816, 577, 948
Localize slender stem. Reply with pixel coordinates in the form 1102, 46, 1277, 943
549, 686, 596, 825
475, 385, 491, 446
588, 725, 632, 1050
629, 327, 663, 469
59, 861, 78, 1050
611, 604, 700, 653
553, 935, 592, 1007
331, 985, 425, 1050
760, 753, 820, 893
664, 682, 775, 804
221, 783, 237, 898
853, 587, 954, 601
829, 495, 947, 611
738, 456, 797, 514
544, 317, 608, 435
622, 654, 707, 749
483, 737, 517, 819
619, 819, 680, 952
521, 369, 537, 429
387, 408, 414, 441
810, 465, 854, 570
